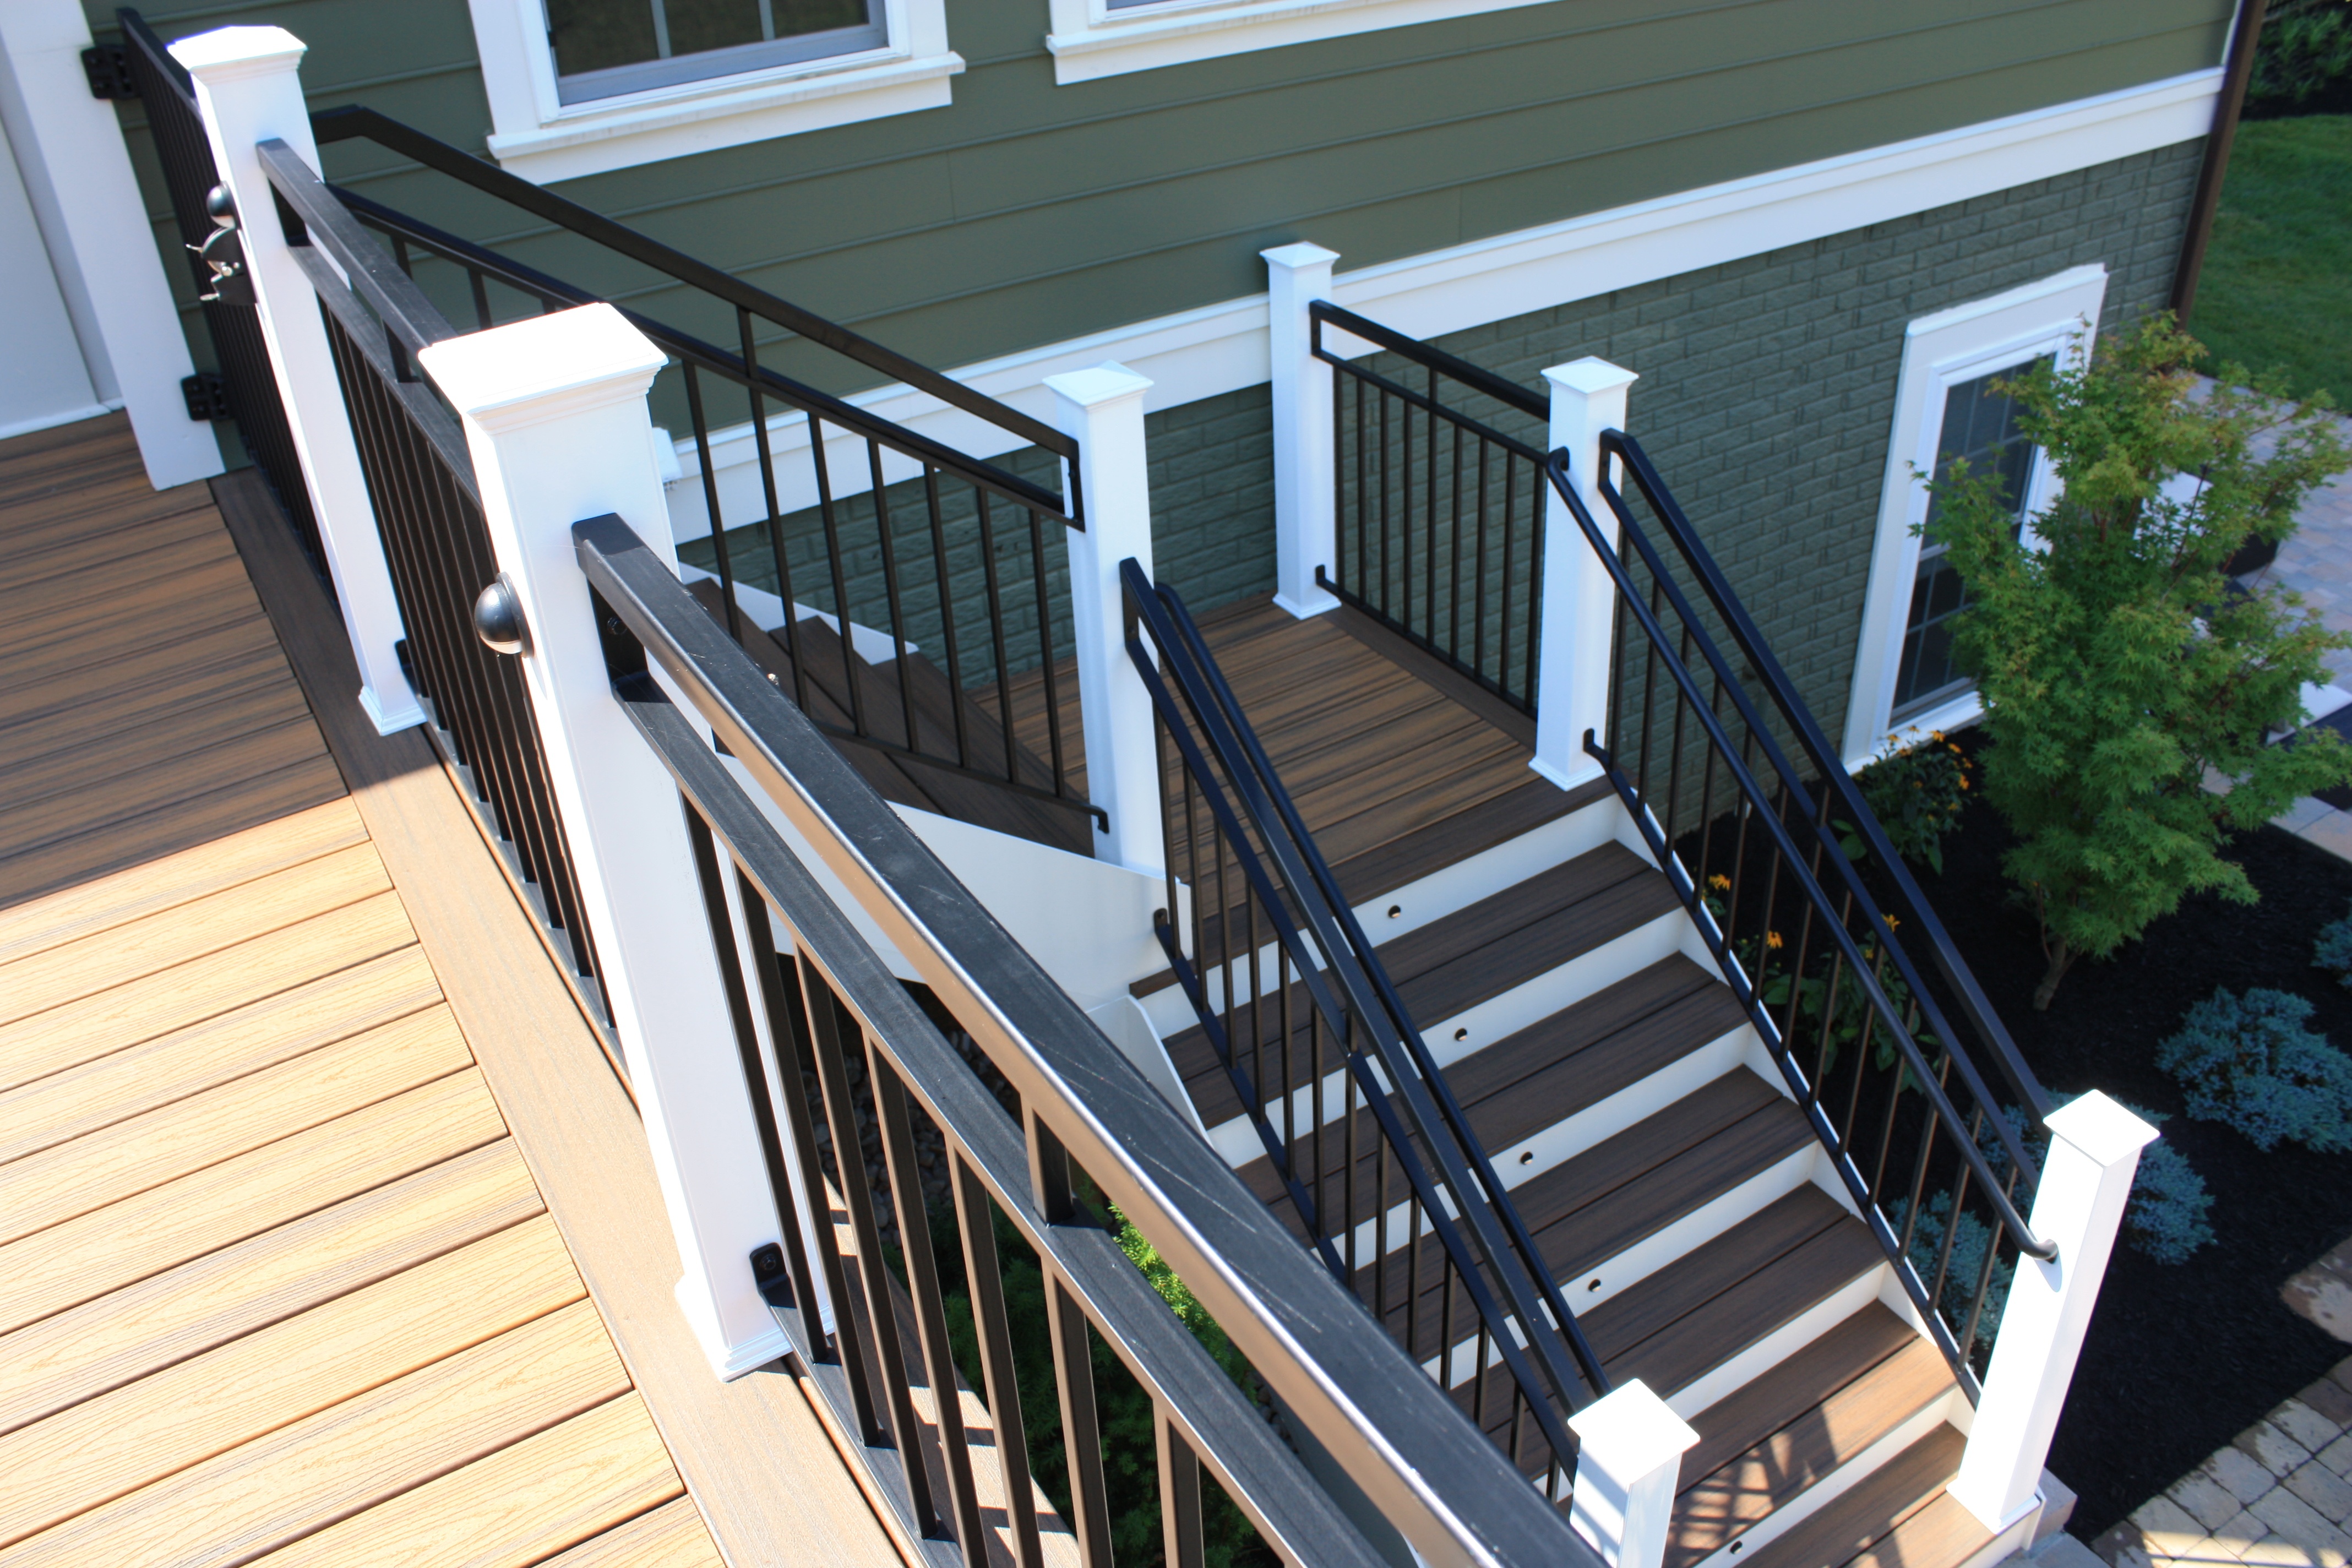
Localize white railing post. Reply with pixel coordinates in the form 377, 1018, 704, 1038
1263, 242, 1341, 619
1950, 1091, 2158, 1533
1048, 362, 1164, 876
417, 303, 791, 1379
173, 26, 422, 735
1532, 358, 1639, 792
1569, 1379, 1699, 1568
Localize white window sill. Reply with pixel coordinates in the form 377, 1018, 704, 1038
1044, 0, 1555, 84
484, 49, 963, 184
1849, 691, 1984, 775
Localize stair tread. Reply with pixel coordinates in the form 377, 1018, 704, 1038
1666, 1308, 1957, 1568
1845, 1490, 1997, 1568
1170, 842, 1678, 1129
1734, 1425, 1971, 1568
1232, 955, 1740, 1214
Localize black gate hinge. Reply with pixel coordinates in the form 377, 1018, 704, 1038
181, 372, 231, 423
82, 44, 138, 100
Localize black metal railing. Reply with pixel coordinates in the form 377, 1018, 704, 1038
1123, 559, 1606, 1498
1312, 301, 1548, 715
576, 511, 1600, 1568
1546, 436, 2053, 1393
256, 139, 616, 1074
303, 108, 1095, 850
116, 9, 323, 573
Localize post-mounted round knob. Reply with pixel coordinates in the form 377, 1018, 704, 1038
473, 575, 530, 656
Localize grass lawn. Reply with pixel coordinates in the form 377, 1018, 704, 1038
2189, 115, 2352, 403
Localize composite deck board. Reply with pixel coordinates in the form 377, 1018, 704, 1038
1738, 1426, 1970, 1568
0, 416, 727, 1565
1674, 1303, 1922, 1501
538, 1496, 726, 1567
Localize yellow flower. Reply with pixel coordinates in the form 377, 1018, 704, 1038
1958, 777, 1969, 791
1765, 930, 1785, 950
1930, 731, 1945, 742
1706, 873, 1732, 892
1883, 913, 1901, 929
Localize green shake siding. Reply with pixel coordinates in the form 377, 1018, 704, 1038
104, 0, 2227, 394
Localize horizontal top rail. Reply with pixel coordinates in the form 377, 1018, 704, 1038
1545, 447, 2052, 1266
574, 512, 1601, 1568
1598, 431, 2052, 1130
1310, 300, 1549, 422
311, 106, 1082, 524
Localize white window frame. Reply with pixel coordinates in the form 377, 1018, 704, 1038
1840, 263, 2108, 771
466, 0, 961, 186
1043, 0, 1558, 85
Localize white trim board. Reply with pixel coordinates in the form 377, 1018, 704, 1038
660, 67, 2219, 546
1044, 0, 1559, 86
1839, 264, 2110, 771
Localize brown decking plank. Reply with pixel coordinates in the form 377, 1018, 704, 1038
0, 1008, 473, 1246
0, 679, 320, 821
0, 752, 352, 911
0, 1217, 583, 1550
0, 1298, 627, 1568
0, 890, 417, 1093
0, 528, 241, 629
0, 410, 133, 465
0, 650, 297, 779
0, 474, 214, 562
1330, 775, 1607, 906
0, 611, 285, 733
1327, 600, 1538, 747
1, 567, 266, 688
1667, 1327, 1955, 1568
0, 947, 444, 1167
1579, 1188, 1843, 1366
0, 715, 326, 863
0, 843, 391, 1027
536, 1496, 725, 1568
247, 1392, 684, 1568
0, 1142, 543, 1438
1736, 1426, 1967, 1568
0, 797, 366, 966
1840, 1488, 1991, 1568
0, 1067, 508, 1335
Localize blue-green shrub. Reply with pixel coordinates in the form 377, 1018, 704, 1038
2155, 987, 2352, 1152
2315, 903, 2352, 989
2127, 1139, 2217, 1264
1893, 1191, 2009, 1351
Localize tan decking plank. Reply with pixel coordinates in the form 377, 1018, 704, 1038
0, 1007, 472, 1244
0, 1217, 583, 1550
0, 676, 318, 818
0, 715, 328, 862
0, 842, 392, 1027
0, 1298, 627, 1568
0, 946, 442, 1166
0, 752, 353, 911
0, 797, 367, 966
535, 1497, 724, 1568
0, 890, 416, 1093
243, 1392, 683, 1568
0, 1068, 507, 1335
0, 1142, 543, 1438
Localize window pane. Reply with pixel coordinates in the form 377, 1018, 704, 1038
664, 0, 764, 56
548, 0, 660, 77
774, 0, 872, 35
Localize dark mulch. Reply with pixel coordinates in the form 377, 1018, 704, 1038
1919, 748, 2352, 1537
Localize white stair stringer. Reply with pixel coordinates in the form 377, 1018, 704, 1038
1200, 902, 1685, 1167
1135, 791, 1627, 1039
1685, 1390, 1966, 1568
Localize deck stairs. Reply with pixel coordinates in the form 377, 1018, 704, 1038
1117, 608, 2019, 1568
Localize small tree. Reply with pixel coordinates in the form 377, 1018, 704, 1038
1930, 317, 2352, 1009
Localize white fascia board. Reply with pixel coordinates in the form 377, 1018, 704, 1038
666, 68, 2219, 540
1046, 0, 1556, 86
467, 0, 960, 185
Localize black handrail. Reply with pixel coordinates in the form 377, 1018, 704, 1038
1599, 432, 2052, 1127
1542, 447, 2050, 1393
311, 105, 1081, 522
1123, 560, 1607, 1495
1312, 301, 1548, 421
575, 513, 1602, 1567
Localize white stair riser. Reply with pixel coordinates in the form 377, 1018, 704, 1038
1494, 1024, 1751, 1189
1137, 795, 1626, 1038
1688, 1395, 1965, 1568
1669, 1258, 1890, 1422
1561, 1139, 1817, 1314
1202, 906, 1684, 1167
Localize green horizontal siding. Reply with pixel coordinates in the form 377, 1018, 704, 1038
101, 0, 2228, 399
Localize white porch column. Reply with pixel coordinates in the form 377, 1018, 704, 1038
418, 303, 790, 1380
1568, 1379, 1699, 1568
1950, 1092, 2157, 1533
1048, 362, 1164, 876
1263, 242, 1340, 619
0, 0, 222, 488
1531, 358, 1638, 791
173, 26, 423, 735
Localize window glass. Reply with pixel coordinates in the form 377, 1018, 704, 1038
547, 0, 884, 104
1891, 365, 2041, 718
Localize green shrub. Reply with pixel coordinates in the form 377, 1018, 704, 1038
2315, 902, 2352, 988
1893, 1191, 2010, 1352
2128, 1139, 2218, 1265
1857, 730, 1975, 874
2250, 0, 2352, 112
2155, 987, 2352, 1151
